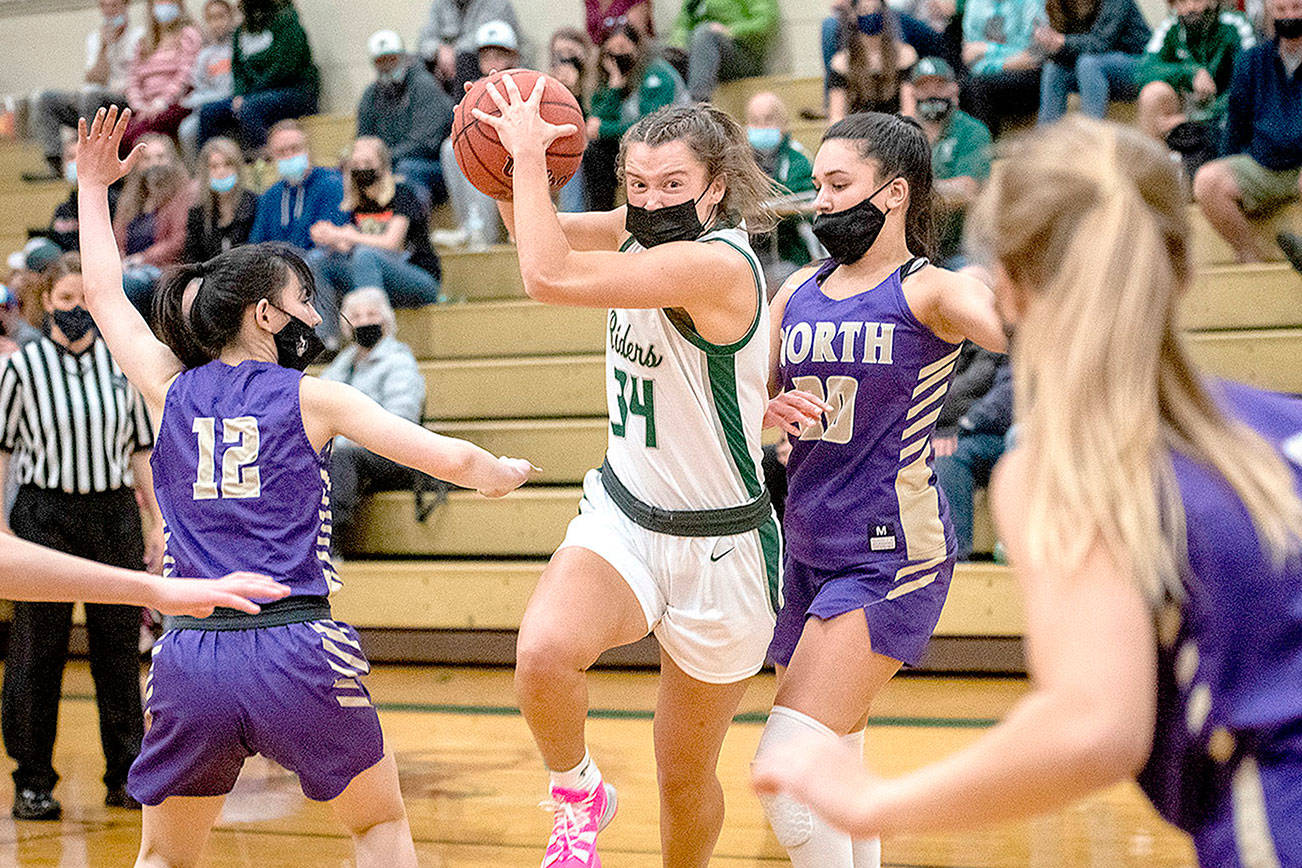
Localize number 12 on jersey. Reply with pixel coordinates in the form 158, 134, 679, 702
611, 367, 657, 447
193, 416, 262, 500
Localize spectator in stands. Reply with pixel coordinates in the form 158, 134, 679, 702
1034, 0, 1151, 123
934, 354, 1012, 560
112, 135, 193, 311
668, 0, 779, 102
418, 0, 527, 93
1193, 0, 1302, 263
121, 0, 203, 149
908, 57, 992, 265
744, 91, 816, 290
549, 27, 595, 212
587, 0, 656, 44
357, 30, 454, 210
197, 0, 319, 152
184, 137, 257, 263
0, 284, 38, 351
320, 287, 429, 554
247, 119, 348, 250
584, 21, 687, 210
29, 0, 145, 180
434, 20, 519, 249
961, 0, 1044, 136
0, 252, 159, 820
178, 0, 237, 162
1136, 0, 1255, 179
46, 138, 122, 253
825, 0, 920, 120
821, 0, 946, 118
310, 137, 443, 341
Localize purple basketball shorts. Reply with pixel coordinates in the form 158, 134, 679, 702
768, 554, 955, 667
128, 619, 384, 806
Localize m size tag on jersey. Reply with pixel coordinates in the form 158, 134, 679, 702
869, 523, 897, 552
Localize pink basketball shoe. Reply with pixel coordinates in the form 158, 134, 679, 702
540, 781, 618, 867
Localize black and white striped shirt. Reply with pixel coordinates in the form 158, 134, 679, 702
0, 337, 154, 494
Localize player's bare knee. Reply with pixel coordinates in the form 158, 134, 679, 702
1192, 161, 1229, 204
515, 631, 580, 690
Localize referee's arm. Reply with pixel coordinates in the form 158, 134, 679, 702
0, 356, 21, 535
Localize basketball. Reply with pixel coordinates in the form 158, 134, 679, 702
451, 68, 587, 201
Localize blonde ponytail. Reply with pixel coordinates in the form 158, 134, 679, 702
969, 118, 1302, 603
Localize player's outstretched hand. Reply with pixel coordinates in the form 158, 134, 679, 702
478, 456, 539, 498
751, 731, 885, 838
764, 390, 832, 437
76, 106, 146, 189
147, 572, 291, 617
471, 73, 579, 159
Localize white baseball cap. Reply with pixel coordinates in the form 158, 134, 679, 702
368, 30, 405, 60
475, 19, 518, 52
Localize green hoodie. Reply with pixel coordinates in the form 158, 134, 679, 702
233, 5, 319, 97
1137, 10, 1255, 118
669, 0, 779, 53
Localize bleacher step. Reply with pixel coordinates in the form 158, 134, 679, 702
419, 354, 604, 420
1191, 203, 1298, 267
331, 558, 1022, 636
439, 244, 525, 300
1186, 328, 1302, 394
1182, 264, 1301, 330
431, 418, 606, 484
397, 301, 605, 360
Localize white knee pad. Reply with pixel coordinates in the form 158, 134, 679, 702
754, 706, 839, 848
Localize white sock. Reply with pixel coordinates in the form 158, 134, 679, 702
548, 749, 602, 795
755, 706, 854, 867
841, 729, 882, 868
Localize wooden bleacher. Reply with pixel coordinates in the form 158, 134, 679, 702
0, 77, 1298, 671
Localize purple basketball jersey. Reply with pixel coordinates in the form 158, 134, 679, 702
780, 261, 961, 569
151, 360, 339, 596
1138, 382, 1302, 865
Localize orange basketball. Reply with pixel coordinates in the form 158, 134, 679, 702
451, 68, 587, 201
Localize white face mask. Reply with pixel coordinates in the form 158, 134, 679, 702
153, 2, 181, 24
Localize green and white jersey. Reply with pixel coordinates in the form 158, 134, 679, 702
604, 225, 770, 511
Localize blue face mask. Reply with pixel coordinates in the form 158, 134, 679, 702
277, 153, 309, 184
153, 2, 181, 24
106, 13, 127, 29
209, 172, 238, 193
747, 127, 783, 152
64, 161, 77, 185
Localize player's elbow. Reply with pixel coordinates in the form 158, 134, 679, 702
1055, 690, 1153, 784
520, 263, 568, 304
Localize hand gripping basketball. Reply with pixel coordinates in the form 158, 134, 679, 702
452, 69, 586, 200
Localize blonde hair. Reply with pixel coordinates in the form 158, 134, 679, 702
341, 136, 396, 212
969, 118, 1302, 603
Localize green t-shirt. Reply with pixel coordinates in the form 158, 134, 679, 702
931, 110, 992, 260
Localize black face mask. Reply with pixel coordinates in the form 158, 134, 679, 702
1180, 8, 1216, 37
52, 305, 96, 342
625, 187, 714, 248
1276, 16, 1302, 38
270, 305, 325, 371
354, 323, 383, 349
608, 51, 636, 76
351, 168, 379, 190
812, 176, 897, 265
916, 97, 954, 122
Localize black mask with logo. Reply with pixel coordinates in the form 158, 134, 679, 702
351, 168, 379, 190
1276, 16, 1302, 38
52, 305, 96, 342
812, 175, 898, 265
269, 305, 325, 371
624, 186, 715, 248
354, 323, 383, 349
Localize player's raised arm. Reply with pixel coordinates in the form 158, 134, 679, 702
75, 106, 185, 409
299, 376, 535, 498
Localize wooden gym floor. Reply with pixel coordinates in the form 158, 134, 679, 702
0, 662, 1196, 867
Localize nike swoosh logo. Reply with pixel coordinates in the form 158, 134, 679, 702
710, 547, 735, 562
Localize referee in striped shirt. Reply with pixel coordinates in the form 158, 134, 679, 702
0, 253, 162, 820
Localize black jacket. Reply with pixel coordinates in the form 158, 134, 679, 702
184, 191, 259, 264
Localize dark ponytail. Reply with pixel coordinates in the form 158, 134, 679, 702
823, 111, 935, 259
153, 242, 317, 369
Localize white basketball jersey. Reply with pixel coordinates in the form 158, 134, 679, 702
603, 225, 770, 511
